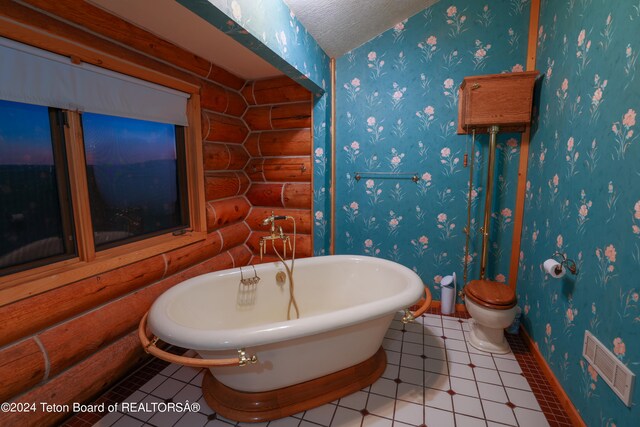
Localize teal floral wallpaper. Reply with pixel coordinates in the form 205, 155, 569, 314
520, 0, 640, 425
334, 0, 531, 302
176, 0, 332, 254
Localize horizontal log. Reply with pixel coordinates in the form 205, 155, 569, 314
229, 244, 252, 267
245, 158, 265, 182
258, 129, 311, 156
237, 172, 250, 195
283, 183, 311, 209
243, 133, 261, 157
207, 64, 245, 91
0, 255, 166, 348
1, 2, 202, 90
38, 273, 179, 377
226, 90, 247, 117
271, 103, 311, 129
20, 0, 247, 90
227, 144, 250, 170
166, 251, 234, 284
246, 183, 284, 207
205, 172, 248, 200
246, 208, 312, 234
246, 232, 312, 258
261, 157, 311, 183
203, 142, 230, 170
164, 233, 223, 277
243, 106, 272, 130
207, 197, 251, 230
0, 332, 145, 427
250, 254, 280, 264
241, 82, 256, 105
202, 111, 248, 143
200, 80, 229, 113
0, 339, 46, 403
252, 76, 311, 105
220, 222, 251, 252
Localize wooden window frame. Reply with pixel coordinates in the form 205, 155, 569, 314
0, 32, 207, 306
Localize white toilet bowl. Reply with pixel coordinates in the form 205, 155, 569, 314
465, 297, 517, 354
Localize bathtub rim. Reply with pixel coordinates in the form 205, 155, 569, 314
148, 255, 425, 351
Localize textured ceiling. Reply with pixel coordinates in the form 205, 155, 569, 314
88, 0, 282, 80
284, 0, 440, 58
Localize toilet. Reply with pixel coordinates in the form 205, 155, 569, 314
464, 279, 517, 354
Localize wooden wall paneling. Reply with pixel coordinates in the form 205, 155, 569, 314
0, 2, 200, 94
258, 129, 311, 156
244, 106, 273, 131
246, 183, 285, 207
245, 158, 266, 182
0, 339, 46, 403
205, 172, 247, 200
246, 208, 312, 234
283, 183, 312, 209
219, 222, 251, 252
19, 0, 244, 89
241, 81, 257, 105
200, 80, 231, 113
229, 244, 253, 267
246, 232, 312, 258
261, 157, 311, 182
0, 255, 166, 348
270, 103, 312, 129
169, 251, 235, 283
226, 90, 248, 117
244, 133, 261, 157
163, 234, 223, 277
202, 111, 249, 143
38, 273, 180, 377
20, 0, 211, 76
227, 144, 250, 170
237, 171, 250, 194
0, 332, 145, 427
203, 142, 231, 170
208, 197, 251, 230
252, 76, 311, 104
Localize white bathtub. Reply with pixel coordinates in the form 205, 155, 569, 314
148, 255, 424, 392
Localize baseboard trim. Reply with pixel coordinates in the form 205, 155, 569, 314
429, 300, 468, 313
520, 326, 586, 427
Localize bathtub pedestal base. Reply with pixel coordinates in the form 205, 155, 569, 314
202, 346, 387, 422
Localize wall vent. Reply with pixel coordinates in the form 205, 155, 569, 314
583, 330, 635, 406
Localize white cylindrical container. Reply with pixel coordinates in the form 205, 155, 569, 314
440, 274, 456, 315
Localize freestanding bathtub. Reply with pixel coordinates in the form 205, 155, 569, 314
142, 255, 429, 421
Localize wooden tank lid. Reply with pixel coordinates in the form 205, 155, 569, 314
464, 279, 516, 310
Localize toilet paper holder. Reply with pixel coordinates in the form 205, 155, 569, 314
552, 252, 578, 275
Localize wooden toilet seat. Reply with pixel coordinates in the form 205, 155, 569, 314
464, 279, 516, 310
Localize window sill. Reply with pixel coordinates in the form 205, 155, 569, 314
0, 230, 207, 306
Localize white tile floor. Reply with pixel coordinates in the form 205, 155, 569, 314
93, 313, 550, 427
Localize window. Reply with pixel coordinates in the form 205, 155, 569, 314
82, 113, 188, 249
0, 100, 76, 274
0, 36, 205, 294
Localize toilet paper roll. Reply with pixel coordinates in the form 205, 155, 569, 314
543, 259, 566, 278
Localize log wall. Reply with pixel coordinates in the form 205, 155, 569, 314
0, 3, 315, 426
0, 2, 253, 426
241, 77, 313, 262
